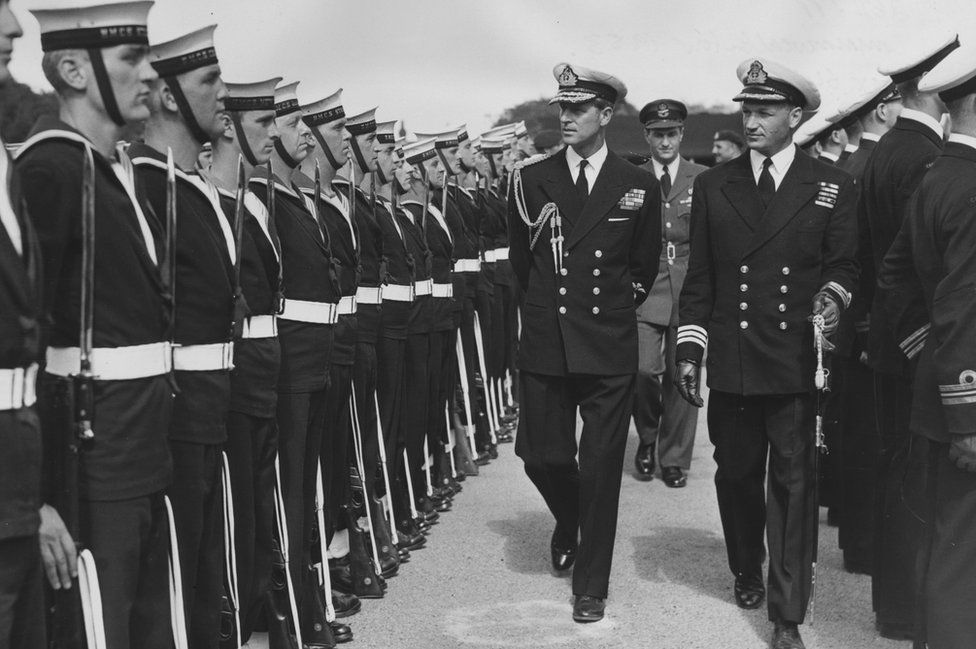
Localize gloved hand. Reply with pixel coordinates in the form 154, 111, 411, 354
674, 360, 704, 407
812, 291, 841, 335
949, 433, 976, 473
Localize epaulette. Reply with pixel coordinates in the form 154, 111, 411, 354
514, 152, 552, 171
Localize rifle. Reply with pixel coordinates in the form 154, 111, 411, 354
165, 149, 178, 342
52, 144, 107, 649
229, 155, 248, 340
219, 453, 242, 648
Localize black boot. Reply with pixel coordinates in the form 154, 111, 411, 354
300, 564, 337, 649
338, 505, 384, 598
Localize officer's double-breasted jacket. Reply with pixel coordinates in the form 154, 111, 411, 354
637, 157, 707, 327
878, 140, 976, 442
508, 147, 661, 377
676, 149, 858, 395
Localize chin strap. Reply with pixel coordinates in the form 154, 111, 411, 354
164, 76, 211, 145
309, 128, 343, 171
273, 138, 298, 170
228, 112, 260, 167
349, 137, 370, 176
88, 49, 126, 127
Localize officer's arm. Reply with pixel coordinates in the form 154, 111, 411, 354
629, 175, 662, 306
675, 174, 713, 365
927, 193, 976, 436
814, 174, 858, 331
877, 212, 929, 361
507, 172, 530, 291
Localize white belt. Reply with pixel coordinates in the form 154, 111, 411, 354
242, 315, 278, 339
432, 282, 454, 298
46, 342, 173, 381
173, 342, 234, 372
493, 247, 510, 260
337, 295, 357, 315
415, 279, 433, 296
0, 364, 38, 410
356, 286, 382, 305
279, 299, 338, 325
453, 259, 481, 273
483, 250, 496, 263
382, 284, 414, 302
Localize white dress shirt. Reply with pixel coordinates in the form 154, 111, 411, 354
750, 144, 797, 191
566, 142, 608, 189
819, 150, 840, 163
900, 107, 945, 141
651, 157, 680, 183
860, 132, 881, 143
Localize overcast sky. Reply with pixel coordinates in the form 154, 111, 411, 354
10, 0, 975, 135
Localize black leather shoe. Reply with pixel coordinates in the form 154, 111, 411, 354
877, 620, 914, 640
330, 621, 353, 644
496, 429, 514, 443
634, 443, 655, 480
474, 452, 491, 466
572, 595, 605, 623
771, 621, 805, 649
332, 591, 361, 618
733, 573, 765, 610
662, 466, 687, 488
550, 526, 577, 572
487, 443, 499, 459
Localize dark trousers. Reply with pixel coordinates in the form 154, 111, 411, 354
81, 494, 173, 649
377, 336, 406, 489
873, 372, 927, 629
168, 441, 224, 649
401, 332, 431, 518
459, 298, 491, 449
224, 411, 277, 642
322, 364, 353, 539
918, 440, 976, 649
0, 536, 45, 649
707, 391, 817, 624
839, 358, 881, 572
633, 322, 698, 469
352, 342, 378, 502
275, 389, 327, 592
515, 371, 634, 599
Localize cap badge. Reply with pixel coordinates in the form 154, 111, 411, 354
657, 103, 670, 118
558, 65, 578, 87
746, 60, 768, 85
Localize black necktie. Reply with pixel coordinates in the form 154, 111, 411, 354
660, 164, 672, 198
575, 159, 589, 200
757, 157, 775, 208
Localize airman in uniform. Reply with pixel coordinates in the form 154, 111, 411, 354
632, 98, 706, 488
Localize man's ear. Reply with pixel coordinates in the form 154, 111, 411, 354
218, 112, 234, 141
599, 105, 614, 127
58, 51, 90, 92
158, 80, 180, 114
787, 106, 804, 129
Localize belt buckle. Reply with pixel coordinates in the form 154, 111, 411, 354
667, 242, 676, 264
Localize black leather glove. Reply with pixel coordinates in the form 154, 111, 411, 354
812, 291, 840, 335
949, 434, 976, 473
674, 360, 704, 408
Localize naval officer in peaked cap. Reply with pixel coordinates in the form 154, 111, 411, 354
877, 40, 976, 649
509, 61, 660, 623
674, 58, 857, 649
